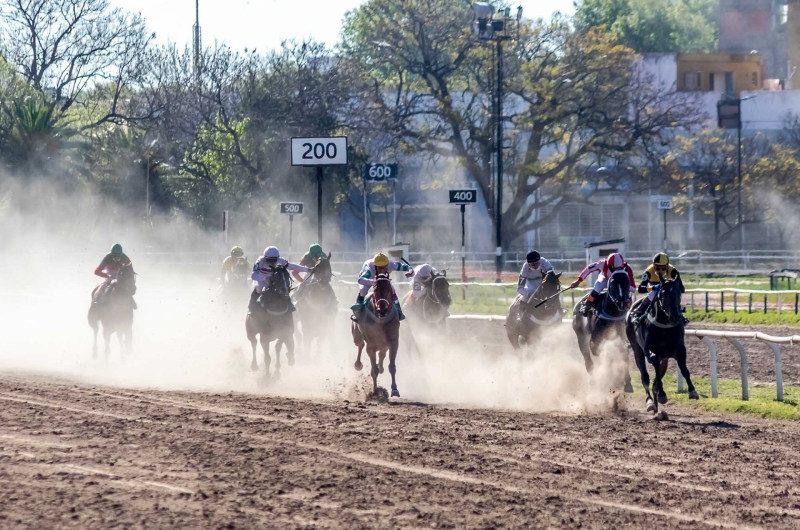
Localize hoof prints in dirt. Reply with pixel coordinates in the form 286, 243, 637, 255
367, 386, 390, 403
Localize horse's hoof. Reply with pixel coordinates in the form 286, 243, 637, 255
624, 382, 634, 394
354, 361, 363, 371
646, 398, 656, 413
657, 393, 669, 405
689, 390, 699, 400
391, 386, 400, 398
250, 362, 258, 372
273, 371, 281, 381
378, 364, 385, 374
287, 355, 295, 367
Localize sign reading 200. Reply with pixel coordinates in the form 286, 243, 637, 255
291, 137, 348, 166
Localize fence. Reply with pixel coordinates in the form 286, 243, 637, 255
441, 314, 796, 403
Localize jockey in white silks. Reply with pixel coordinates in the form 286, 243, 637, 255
248, 246, 310, 313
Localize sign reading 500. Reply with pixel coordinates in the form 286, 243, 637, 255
291, 137, 348, 166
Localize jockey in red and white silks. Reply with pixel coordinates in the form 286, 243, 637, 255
570, 253, 635, 316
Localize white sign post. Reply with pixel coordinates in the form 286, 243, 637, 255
363, 164, 399, 249
280, 202, 304, 255
291, 137, 348, 245
656, 198, 674, 252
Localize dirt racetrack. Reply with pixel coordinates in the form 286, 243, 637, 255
1, 373, 800, 529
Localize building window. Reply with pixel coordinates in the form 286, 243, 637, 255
725, 72, 734, 96
751, 72, 758, 87
683, 72, 702, 91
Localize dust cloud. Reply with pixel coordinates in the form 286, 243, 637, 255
0, 179, 628, 414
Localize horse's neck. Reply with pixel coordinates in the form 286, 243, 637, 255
600, 294, 624, 317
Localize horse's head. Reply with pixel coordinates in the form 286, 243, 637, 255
267, 265, 292, 297
115, 264, 136, 292
655, 278, 683, 326
538, 270, 562, 299
605, 271, 630, 313
311, 253, 333, 284
429, 271, 452, 308
372, 273, 394, 317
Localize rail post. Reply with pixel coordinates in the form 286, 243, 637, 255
796, 293, 799, 315
764, 293, 768, 314
733, 292, 737, 313
703, 336, 718, 399
720, 291, 724, 312
705, 291, 709, 313
748, 293, 753, 314
726, 337, 748, 401
690, 292, 694, 311
765, 342, 783, 402
778, 293, 783, 315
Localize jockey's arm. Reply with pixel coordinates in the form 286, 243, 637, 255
673, 269, 686, 293
626, 266, 636, 290
286, 262, 310, 275
94, 260, 110, 279
576, 260, 602, 283
292, 257, 307, 282
637, 271, 650, 294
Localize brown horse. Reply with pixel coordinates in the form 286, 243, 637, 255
245, 266, 295, 380
294, 253, 337, 357
352, 274, 402, 398
88, 263, 135, 358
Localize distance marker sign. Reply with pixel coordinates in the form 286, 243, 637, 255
656, 198, 673, 210
449, 189, 478, 204
280, 202, 304, 215
363, 163, 398, 181
291, 137, 348, 166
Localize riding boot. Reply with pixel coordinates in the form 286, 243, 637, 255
632, 297, 652, 324
288, 299, 296, 313
248, 289, 260, 313
579, 291, 598, 317
131, 297, 138, 310
350, 295, 365, 321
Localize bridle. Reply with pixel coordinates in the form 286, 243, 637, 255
421, 274, 450, 323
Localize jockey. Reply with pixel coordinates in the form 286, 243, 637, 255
352, 252, 413, 321
404, 263, 437, 308
220, 246, 250, 285
292, 243, 326, 283
516, 250, 554, 310
570, 252, 635, 316
94, 243, 137, 309
249, 246, 311, 313
631, 252, 686, 322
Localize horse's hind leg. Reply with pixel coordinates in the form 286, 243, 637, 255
675, 344, 699, 399
90, 321, 99, 359
627, 323, 654, 412
103, 329, 112, 359
284, 334, 295, 367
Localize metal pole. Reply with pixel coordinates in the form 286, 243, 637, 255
289, 214, 294, 256
392, 179, 397, 245
363, 176, 369, 254
663, 209, 667, 251
461, 204, 467, 300
145, 155, 150, 225
316, 166, 323, 245
495, 37, 504, 282
738, 120, 744, 250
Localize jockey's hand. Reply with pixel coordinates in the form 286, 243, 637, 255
570, 279, 581, 289
405, 270, 414, 278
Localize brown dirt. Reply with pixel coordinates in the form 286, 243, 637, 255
1, 373, 800, 529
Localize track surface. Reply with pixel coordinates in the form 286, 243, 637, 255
1, 374, 800, 529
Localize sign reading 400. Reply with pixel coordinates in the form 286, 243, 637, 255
449, 189, 478, 204
291, 137, 348, 166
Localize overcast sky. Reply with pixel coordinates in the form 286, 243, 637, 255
111, 0, 575, 52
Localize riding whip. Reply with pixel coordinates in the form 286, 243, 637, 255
534, 286, 573, 308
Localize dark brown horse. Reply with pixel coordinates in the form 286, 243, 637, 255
294, 253, 337, 357
352, 273, 402, 398
245, 266, 295, 379
88, 263, 135, 358
506, 269, 563, 350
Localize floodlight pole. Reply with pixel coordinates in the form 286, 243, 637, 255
737, 121, 743, 251
495, 36, 504, 283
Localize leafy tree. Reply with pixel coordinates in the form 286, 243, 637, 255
341, 0, 697, 246
573, 0, 718, 53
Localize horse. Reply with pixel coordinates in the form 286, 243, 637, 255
352, 273, 402, 399
505, 269, 563, 350
245, 265, 296, 379
220, 256, 251, 304
571, 271, 634, 392
88, 263, 136, 358
403, 270, 452, 330
294, 253, 337, 356
625, 278, 698, 413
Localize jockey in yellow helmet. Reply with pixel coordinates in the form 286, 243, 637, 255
352, 252, 413, 320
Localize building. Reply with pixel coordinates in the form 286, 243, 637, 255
677, 53, 762, 96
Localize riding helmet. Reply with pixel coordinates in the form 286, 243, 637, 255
264, 246, 280, 259
111, 243, 123, 255
417, 264, 432, 277
309, 243, 323, 254
231, 246, 244, 257
373, 253, 389, 267
526, 250, 540, 263
653, 252, 669, 266
607, 253, 625, 270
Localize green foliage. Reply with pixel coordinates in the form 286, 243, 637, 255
574, 0, 718, 53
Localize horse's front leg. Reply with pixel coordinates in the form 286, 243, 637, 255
91, 323, 99, 359
627, 321, 654, 411
352, 323, 364, 371
367, 347, 379, 394
262, 338, 272, 379
284, 333, 295, 367
675, 343, 699, 399
273, 341, 282, 380
103, 329, 112, 359
388, 337, 400, 398
653, 357, 669, 406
